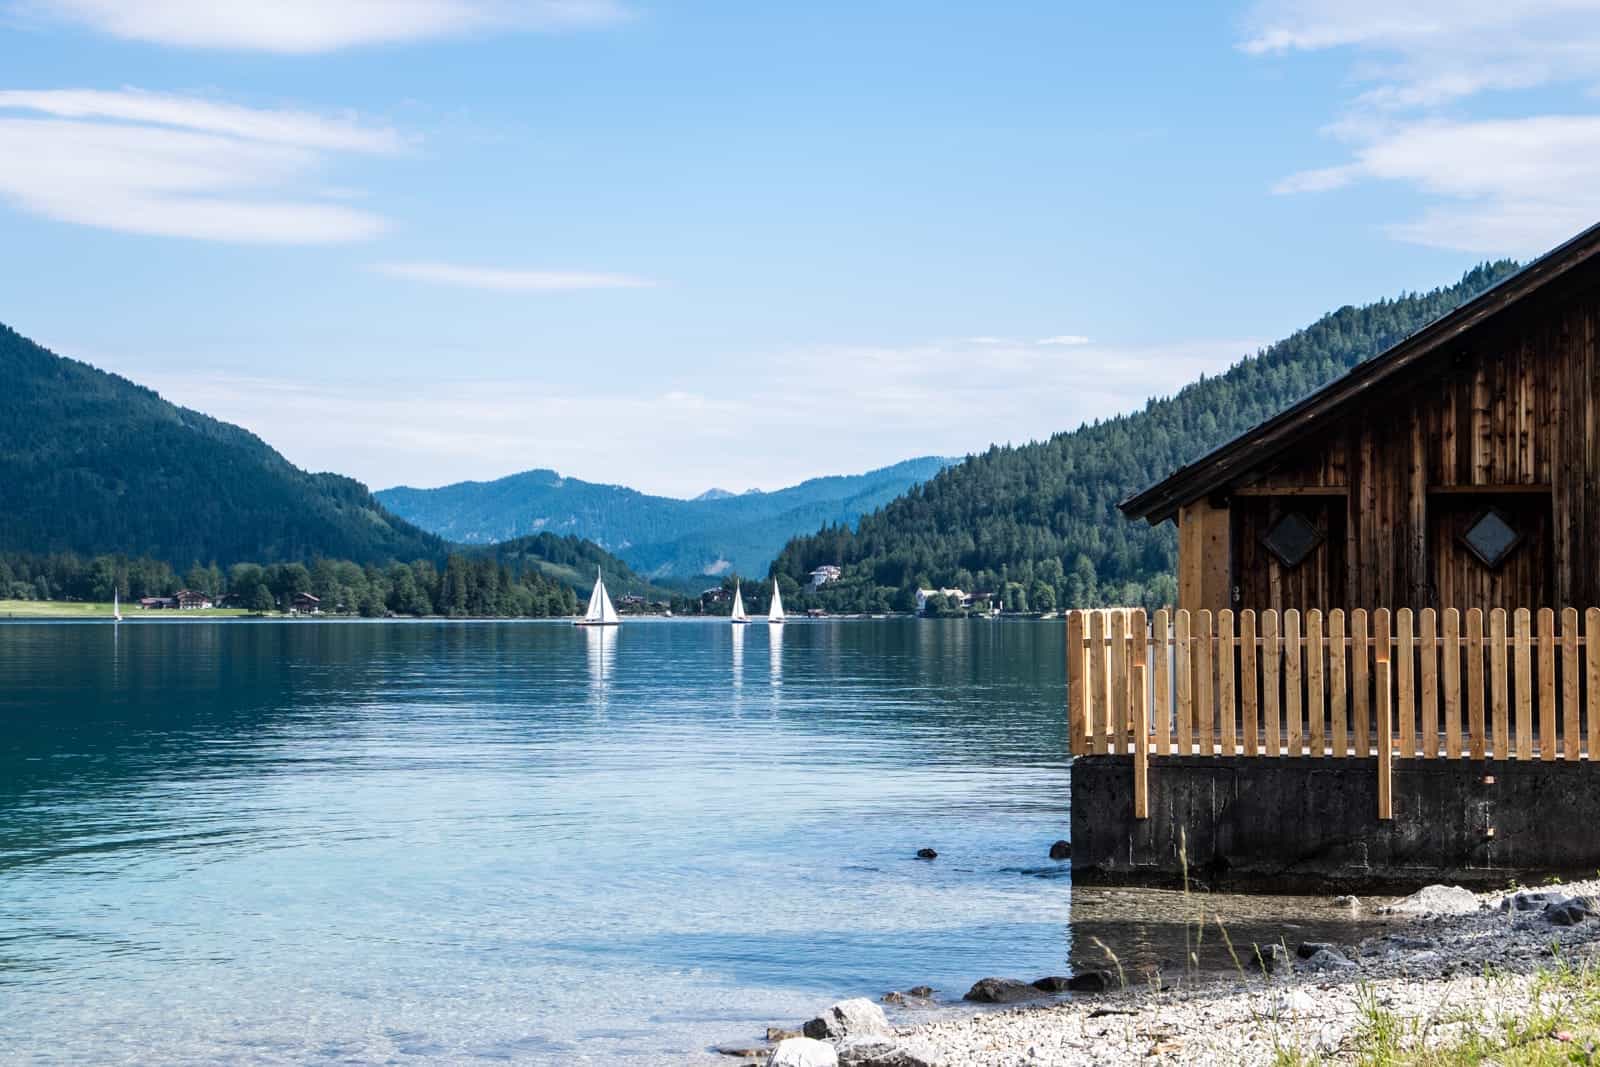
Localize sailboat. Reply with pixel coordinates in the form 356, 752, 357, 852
730, 584, 751, 624
767, 579, 785, 624
576, 567, 621, 626
112, 588, 122, 623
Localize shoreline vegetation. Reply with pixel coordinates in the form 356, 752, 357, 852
739, 879, 1600, 1066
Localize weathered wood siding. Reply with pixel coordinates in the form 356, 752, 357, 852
1203, 273, 1600, 613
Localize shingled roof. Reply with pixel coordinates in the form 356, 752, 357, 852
1119, 220, 1600, 526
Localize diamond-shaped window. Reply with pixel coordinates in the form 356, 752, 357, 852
1261, 511, 1323, 569
1462, 508, 1522, 569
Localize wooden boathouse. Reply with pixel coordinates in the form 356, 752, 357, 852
1067, 221, 1600, 889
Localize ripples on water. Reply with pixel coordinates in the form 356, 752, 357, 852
0, 620, 1080, 1063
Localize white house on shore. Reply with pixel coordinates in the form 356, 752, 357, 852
809, 565, 842, 589
915, 587, 968, 614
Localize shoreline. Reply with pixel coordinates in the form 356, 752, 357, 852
742, 878, 1600, 1065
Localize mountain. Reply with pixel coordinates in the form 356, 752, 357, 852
0, 322, 446, 567
474, 532, 673, 601
376, 456, 956, 580
770, 261, 1524, 614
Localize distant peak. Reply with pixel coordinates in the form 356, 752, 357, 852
694, 488, 735, 501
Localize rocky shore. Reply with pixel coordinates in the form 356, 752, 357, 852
723, 878, 1600, 1066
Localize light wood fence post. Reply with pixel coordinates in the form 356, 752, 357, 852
1377, 657, 1393, 820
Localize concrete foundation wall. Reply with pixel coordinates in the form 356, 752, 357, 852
1070, 755, 1600, 892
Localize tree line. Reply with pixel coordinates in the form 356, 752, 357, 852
0, 550, 579, 618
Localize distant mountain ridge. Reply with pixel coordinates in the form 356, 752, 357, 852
0, 322, 446, 567
377, 456, 956, 580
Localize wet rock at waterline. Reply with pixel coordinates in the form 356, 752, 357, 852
1331, 894, 1361, 910
1545, 896, 1597, 926
767, 1028, 801, 1043
718, 1045, 770, 1059
1029, 975, 1073, 993
802, 998, 891, 1041
915, 848, 937, 860
1048, 840, 1071, 860
1254, 943, 1293, 974
1301, 947, 1356, 972
1380, 884, 1480, 917
962, 977, 1045, 1003
906, 985, 934, 998
1502, 890, 1565, 912
767, 1037, 839, 1067
1295, 941, 1337, 959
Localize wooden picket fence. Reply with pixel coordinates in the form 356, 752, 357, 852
1067, 607, 1600, 763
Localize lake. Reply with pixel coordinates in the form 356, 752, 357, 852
0, 618, 1082, 1063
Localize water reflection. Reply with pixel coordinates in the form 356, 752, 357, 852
731, 624, 745, 693
584, 625, 616, 714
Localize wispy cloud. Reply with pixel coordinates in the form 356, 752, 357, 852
1036, 334, 1091, 346
375, 261, 658, 291
1247, 1, 1600, 253
16, 0, 631, 53
125, 334, 1260, 496
0, 88, 397, 243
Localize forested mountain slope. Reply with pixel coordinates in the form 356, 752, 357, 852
0, 322, 447, 566
770, 261, 1522, 613
378, 456, 954, 579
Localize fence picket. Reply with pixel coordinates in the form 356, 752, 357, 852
1396, 608, 1415, 758
1374, 609, 1392, 758
1110, 610, 1130, 754
1240, 610, 1259, 757
1218, 610, 1237, 756
1442, 609, 1462, 759
1588, 608, 1600, 761
1490, 608, 1509, 759
1152, 608, 1171, 756
1539, 608, 1557, 762
1563, 607, 1581, 761
1418, 608, 1438, 758
1284, 609, 1303, 756
1175, 610, 1193, 755
1195, 610, 1214, 756
1067, 611, 1086, 755
1515, 608, 1533, 760
1351, 610, 1370, 757
1263, 609, 1281, 756
1306, 610, 1325, 757
1328, 609, 1347, 757
1466, 608, 1486, 760
1089, 610, 1109, 755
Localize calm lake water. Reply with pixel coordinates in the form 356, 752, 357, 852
0, 619, 1077, 1063
0, 618, 1383, 1064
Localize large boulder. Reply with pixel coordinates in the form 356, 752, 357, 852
837, 1036, 946, 1067
1545, 896, 1597, 927
768, 1037, 839, 1067
1381, 885, 1480, 916
962, 977, 1044, 1003
802, 998, 892, 1041
1049, 840, 1072, 860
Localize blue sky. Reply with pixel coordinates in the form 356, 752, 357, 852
4, 2, 1599, 497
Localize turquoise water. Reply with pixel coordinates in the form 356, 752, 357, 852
0, 619, 1075, 1063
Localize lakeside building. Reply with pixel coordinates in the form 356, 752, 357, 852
174, 590, 213, 610
289, 592, 322, 614
1070, 219, 1600, 891
915, 587, 968, 614
809, 565, 842, 589
139, 596, 176, 610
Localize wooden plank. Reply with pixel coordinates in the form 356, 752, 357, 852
1395, 608, 1415, 757
1377, 658, 1393, 820
1262, 609, 1281, 756
1373, 609, 1391, 758
1540, 607, 1557, 762
1466, 608, 1486, 760
1426, 482, 1552, 495
1175, 609, 1193, 755
1306, 609, 1325, 757
1195, 610, 1214, 755
1283, 609, 1303, 756
1131, 608, 1149, 756
1217, 609, 1237, 756
1418, 608, 1438, 758
1515, 608, 1533, 760
1152, 608, 1171, 756
1240, 610, 1259, 757
1067, 611, 1086, 756
1490, 609, 1509, 759
1133, 663, 1149, 819
1110, 610, 1129, 754
1350, 609, 1369, 757
1588, 608, 1600, 761
1564, 606, 1581, 761
1328, 609, 1347, 757
1442, 608, 1462, 760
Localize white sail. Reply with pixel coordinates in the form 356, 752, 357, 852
113, 589, 121, 622
581, 567, 621, 625
767, 579, 785, 623
730, 585, 748, 623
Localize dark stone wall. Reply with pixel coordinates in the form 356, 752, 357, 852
1071, 755, 1600, 892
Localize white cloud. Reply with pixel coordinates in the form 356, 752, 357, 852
16, 0, 630, 53
0, 88, 397, 243
1036, 334, 1091, 346
1248, 1, 1600, 253
375, 261, 657, 291
125, 335, 1261, 497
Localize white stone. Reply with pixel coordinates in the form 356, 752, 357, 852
1381, 884, 1480, 916
768, 1036, 840, 1067
803, 997, 892, 1040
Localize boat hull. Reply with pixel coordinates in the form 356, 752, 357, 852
574, 620, 621, 627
